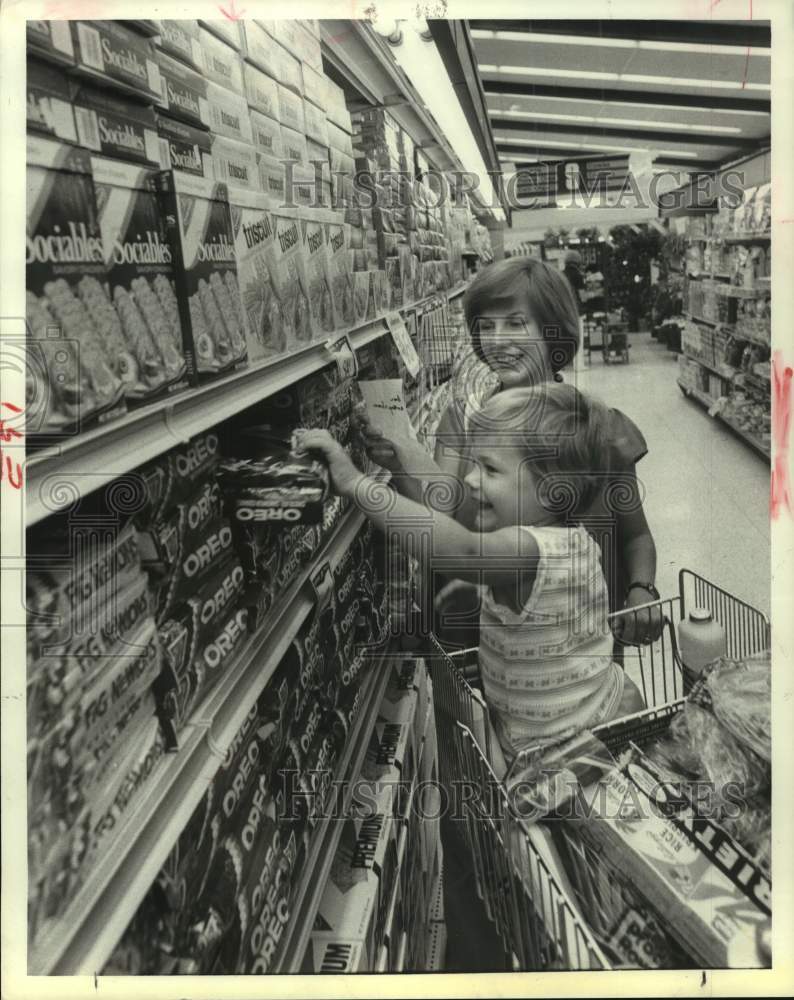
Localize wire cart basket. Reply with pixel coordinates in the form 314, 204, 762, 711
428, 569, 770, 971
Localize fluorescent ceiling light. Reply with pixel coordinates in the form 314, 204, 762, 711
472, 29, 769, 57
488, 91, 769, 117
494, 136, 700, 158
390, 24, 505, 220
479, 64, 771, 92
489, 108, 741, 133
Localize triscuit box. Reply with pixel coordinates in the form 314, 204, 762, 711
27, 58, 77, 142
276, 84, 306, 135
326, 220, 355, 328
257, 152, 287, 206
198, 26, 245, 97
25, 134, 127, 431
70, 20, 161, 100
155, 171, 247, 378
327, 120, 354, 157
156, 114, 214, 179
280, 125, 309, 166
304, 806, 398, 974
301, 63, 328, 112
269, 19, 302, 60
578, 745, 771, 968
243, 63, 279, 122
206, 82, 254, 144
199, 19, 243, 51
27, 20, 75, 67
276, 43, 303, 97
211, 135, 261, 192
304, 101, 329, 147
72, 84, 160, 167
154, 51, 211, 130
301, 211, 336, 338
91, 155, 189, 400
228, 188, 291, 362
294, 22, 323, 73
153, 20, 202, 71
241, 21, 281, 79
249, 110, 283, 160
270, 212, 314, 348
325, 77, 353, 134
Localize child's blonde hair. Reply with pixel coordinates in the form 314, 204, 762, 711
470, 383, 612, 517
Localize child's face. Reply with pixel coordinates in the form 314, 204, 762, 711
464, 445, 551, 531
473, 287, 551, 388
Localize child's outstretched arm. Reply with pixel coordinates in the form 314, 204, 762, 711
297, 429, 539, 600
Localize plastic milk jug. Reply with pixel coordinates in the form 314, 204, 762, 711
677, 608, 727, 691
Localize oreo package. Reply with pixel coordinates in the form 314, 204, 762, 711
137, 430, 221, 523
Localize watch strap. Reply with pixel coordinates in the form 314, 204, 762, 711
626, 581, 659, 600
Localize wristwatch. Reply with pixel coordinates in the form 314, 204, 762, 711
626, 581, 660, 600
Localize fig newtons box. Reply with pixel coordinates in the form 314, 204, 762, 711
303, 806, 398, 973
578, 745, 771, 968
155, 170, 247, 379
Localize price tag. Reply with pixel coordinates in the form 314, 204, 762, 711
324, 333, 358, 380
386, 310, 423, 379
309, 560, 334, 609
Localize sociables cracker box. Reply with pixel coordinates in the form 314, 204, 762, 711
70, 20, 161, 100
27, 58, 77, 142
154, 50, 211, 130
156, 114, 214, 180
153, 20, 203, 71
72, 84, 160, 167
271, 211, 313, 348
27, 20, 75, 67
91, 155, 189, 401
227, 188, 289, 361
301, 211, 336, 337
26, 134, 127, 433
155, 170, 247, 378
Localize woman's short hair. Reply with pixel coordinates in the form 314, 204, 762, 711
463, 257, 580, 373
470, 383, 612, 516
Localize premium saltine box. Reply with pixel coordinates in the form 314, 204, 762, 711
27, 58, 77, 142
301, 210, 337, 338
227, 188, 290, 361
205, 82, 254, 144
154, 51, 211, 130
91, 155, 189, 401
70, 20, 162, 100
156, 114, 214, 179
26, 134, 127, 432
153, 20, 203, 71
155, 170, 247, 378
243, 63, 280, 122
72, 84, 160, 167
211, 135, 261, 193
27, 20, 75, 67
198, 26, 245, 96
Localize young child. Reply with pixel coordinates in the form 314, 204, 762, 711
297, 381, 645, 775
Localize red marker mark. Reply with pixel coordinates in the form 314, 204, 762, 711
741, 0, 754, 90
0, 401, 23, 491
219, 0, 244, 20
770, 352, 793, 520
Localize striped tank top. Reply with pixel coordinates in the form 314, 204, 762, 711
478, 524, 624, 760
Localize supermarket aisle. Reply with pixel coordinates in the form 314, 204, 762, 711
574, 333, 770, 615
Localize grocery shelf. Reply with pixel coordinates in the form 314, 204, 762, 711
277, 643, 393, 974
29, 499, 379, 975
677, 379, 770, 460
25, 286, 461, 528
684, 312, 724, 329
724, 231, 771, 244
683, 353, 736, 381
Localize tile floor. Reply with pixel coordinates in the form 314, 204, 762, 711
573, 332, 771, 616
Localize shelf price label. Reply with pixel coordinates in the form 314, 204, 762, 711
386, 311, 422, 379
324, 334, 358, 380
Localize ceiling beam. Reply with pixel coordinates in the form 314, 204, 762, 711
481, 79, 770, 114
491, 117, 757, 148
469, 19, 770, 48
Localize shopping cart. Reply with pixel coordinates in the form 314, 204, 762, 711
603, 320, 631, 363
427, 569, 770, 971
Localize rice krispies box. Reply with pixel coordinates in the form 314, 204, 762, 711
155, 170, 247, 378
90, 155, 189, 401
227, 188, 289, 362
70, 21, 161, 100
156, 114, 214, 179
27, 58, 77, 142
575, 745, 771, 967
26, 134, 127, 433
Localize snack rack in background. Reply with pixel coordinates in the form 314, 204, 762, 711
24, 17, 480, 976
675, 174, 771, 460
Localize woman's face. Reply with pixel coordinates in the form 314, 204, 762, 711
473, 287, 552, 388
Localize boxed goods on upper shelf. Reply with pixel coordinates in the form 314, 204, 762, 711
155, 170, 247, 378
70, 20, 162, 100
198, 26, 245, 96
72, 84, 161, 167
153, 20, 203, 71
153, 50, 211, 130
211, 135, 261, 193
27, 58, 77, 142
241, 20, 282, 78
206, 82, 254, 144
156, 114, 214, 179
244, 63, 280, 122
27, 20, 75, 66
199, 19, 244, 51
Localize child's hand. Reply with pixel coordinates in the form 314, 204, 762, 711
294, 429, 363, 497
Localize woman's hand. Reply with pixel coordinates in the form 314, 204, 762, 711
615, 586, 665, 645
294, 429, 363, 497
